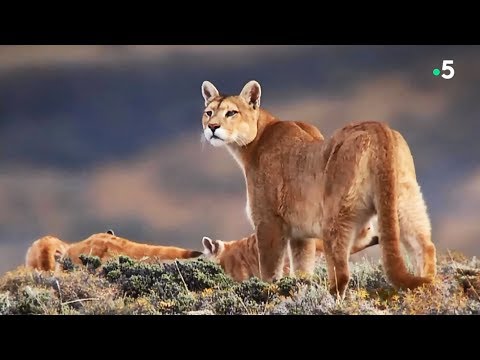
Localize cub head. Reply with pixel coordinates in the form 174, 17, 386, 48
201, 80, 262, 147
53, 245, 70, 272
358, 216, 380, 247
201, 236, 226, 260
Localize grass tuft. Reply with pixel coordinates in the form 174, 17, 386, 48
1, 254, 478, 315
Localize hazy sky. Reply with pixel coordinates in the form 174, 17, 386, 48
0, 45, 479, 274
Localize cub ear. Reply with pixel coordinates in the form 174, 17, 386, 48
202, 81, 220, 106
240, 80, 261, 109
106, 229, 115, 236
202, 236, 225, 256
202, 236, 217, 255
54, 249, 64, 262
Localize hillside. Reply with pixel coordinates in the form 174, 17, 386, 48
1, 252, 479, 315
1, 45, 480, 275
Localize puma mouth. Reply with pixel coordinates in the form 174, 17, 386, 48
209, 136, 226, 147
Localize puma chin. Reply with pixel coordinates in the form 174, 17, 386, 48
203, 127, 230, 147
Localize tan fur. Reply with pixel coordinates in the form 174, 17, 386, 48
202, 222, 379, 282
200, 80, 437, 298
25, 231, 203, 272
60, 232, 203, 267
25, 236, 70, 271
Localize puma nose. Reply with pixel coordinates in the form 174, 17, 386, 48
208, 124, 220, 132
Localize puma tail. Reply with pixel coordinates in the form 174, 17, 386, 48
373, 123, 432, 290
182, 250, 204, 259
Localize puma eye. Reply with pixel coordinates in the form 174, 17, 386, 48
205, 111, 213, 117
225, 110, 238, 117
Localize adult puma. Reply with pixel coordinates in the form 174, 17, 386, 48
200, 80, 436, 298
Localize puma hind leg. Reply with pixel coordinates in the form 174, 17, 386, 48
289, 238, 316, 276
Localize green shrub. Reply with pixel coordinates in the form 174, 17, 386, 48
235, 277, 271, 303
79, 254, 102, 272
57, 256, 77, 272
0, 253, 478, 315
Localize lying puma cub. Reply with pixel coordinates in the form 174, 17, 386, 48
26, 229, 203, 271
202, 221, 379, 281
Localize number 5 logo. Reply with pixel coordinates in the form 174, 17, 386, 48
442, 60, 455, 79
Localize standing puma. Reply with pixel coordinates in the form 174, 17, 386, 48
200, 80, 436, 298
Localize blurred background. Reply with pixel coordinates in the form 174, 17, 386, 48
0, 45, 479, 274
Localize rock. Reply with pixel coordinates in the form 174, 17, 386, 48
186, 310, 215, 315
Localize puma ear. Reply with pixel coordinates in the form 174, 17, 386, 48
54, 249, 64, 262
202, 236, 216, 255
201, 81, 220, 106
202, 236, 225, 256
240, 80, 261, 109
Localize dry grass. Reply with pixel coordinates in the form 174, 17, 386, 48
1, 253, 478, 315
